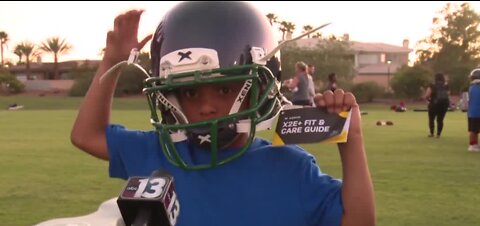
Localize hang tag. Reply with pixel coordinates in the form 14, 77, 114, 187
272, 107, 352, 145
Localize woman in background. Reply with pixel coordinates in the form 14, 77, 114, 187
424, 73, 450, 138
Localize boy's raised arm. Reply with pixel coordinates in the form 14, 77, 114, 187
70, 10, 152, 160
314, 89, 375, 226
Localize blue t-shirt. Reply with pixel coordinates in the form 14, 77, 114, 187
468, 84, 480, 118
106, 124, 343, 226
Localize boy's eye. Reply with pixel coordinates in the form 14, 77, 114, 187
182, 89, 197, 98
218, 87, 233, 95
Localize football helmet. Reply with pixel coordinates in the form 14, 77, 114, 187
143, 1, 285, 170
470, 68, 480, 81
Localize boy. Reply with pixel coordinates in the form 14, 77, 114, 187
468, 68, 480, 152
71, 2, 374, 226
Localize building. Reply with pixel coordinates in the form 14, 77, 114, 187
7, 59, 100, 92
8, 59, 100, 80
292, 35, 412, 89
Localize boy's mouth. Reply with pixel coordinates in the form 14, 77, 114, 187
186, 120, 238, 150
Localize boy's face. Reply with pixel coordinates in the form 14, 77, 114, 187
175, 81, 250, 148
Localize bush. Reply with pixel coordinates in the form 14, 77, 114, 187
68, 66, 96, 97
445, 65, 472, 94
351, 81, 384, 103
114, 66, 149, 96
69, 52, 151, 97
280, 40, 356, 92
391, 65, 432, 99
0, 71, 25, 94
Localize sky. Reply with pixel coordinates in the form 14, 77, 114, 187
1, 1, 479, 64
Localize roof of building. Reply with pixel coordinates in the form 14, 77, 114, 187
292, 38, 412, 53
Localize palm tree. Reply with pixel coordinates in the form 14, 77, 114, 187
18, 41, 39, 80
13, 44, 23, 64
40, 37, 72, 79
266, 13, 278, 26
302, 25, 313, 38
279, 21, 289, 40
0, 31, 9, 66
285, 22, 296, 39
312, 32, 322, 39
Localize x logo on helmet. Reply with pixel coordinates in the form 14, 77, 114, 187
178, 51, 192, 62
198, 134, 211, 144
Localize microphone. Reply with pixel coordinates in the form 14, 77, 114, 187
117, 170, 180, 226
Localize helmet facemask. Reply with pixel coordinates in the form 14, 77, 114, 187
144, 61, 283, 170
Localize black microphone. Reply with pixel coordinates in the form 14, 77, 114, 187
117, 170, 180, 226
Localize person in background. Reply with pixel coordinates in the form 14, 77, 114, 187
327, 72, 338, 92
424, 73, 450, 138
307, 64, 316, 106
467, 68, 480, 152
283, 61, 312, 106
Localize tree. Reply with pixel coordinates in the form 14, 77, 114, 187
18, 41, 39, 80
312, 32, 322, 39
13, 44, 23, 64
279, 21, 288, 40
69, 52, 151, 97
285, 22, 296, 39
416, 3, 480, 86
115, 52, 151, 96
40, 37, 72, 80
280, 39, 355, 94
266, 13, 278, 26
0, 70, 25, 94
391, 65, 432, 99
0, 31, 8, 66
352, 81, 385, 103
302, 25, 313, 38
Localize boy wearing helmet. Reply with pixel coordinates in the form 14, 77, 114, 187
468, 69, 480, 152
71, 2, 374, 226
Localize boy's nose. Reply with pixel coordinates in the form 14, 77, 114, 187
198, 101, 217, 117
197, 88, 218, 117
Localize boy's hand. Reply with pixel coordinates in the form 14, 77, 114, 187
315, 90, 375, 226
314, 89, 362, 136
103, 10, 153, 65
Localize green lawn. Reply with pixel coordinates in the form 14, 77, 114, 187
0, 96, 479, 226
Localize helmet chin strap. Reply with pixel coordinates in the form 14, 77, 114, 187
99, 48, 151, 84
229, 80, 253, 115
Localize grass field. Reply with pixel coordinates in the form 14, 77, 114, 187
0, 96, 479, 226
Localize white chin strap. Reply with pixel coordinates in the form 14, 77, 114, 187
229, 79, 279, 133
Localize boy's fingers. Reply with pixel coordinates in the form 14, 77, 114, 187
114, 13, 127, 33
323, 90, 334, 112
333, 89, 345, 113
133, 9, 145, 24
138, 34, 153, 49
127, 10, 143, 27
343, 92, 357, 111
314, 93, 326, 107
106, 31, 116, 46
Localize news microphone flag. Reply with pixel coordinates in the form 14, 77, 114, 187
117, 170, 180, 226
